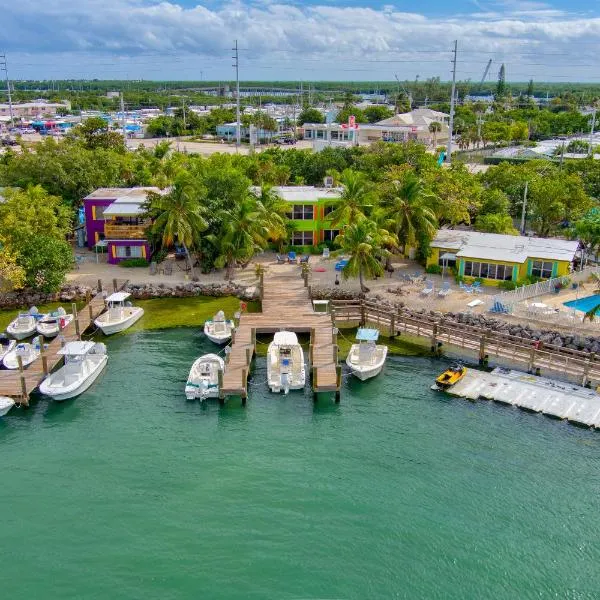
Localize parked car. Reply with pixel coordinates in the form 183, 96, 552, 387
1, 137, 17, 146
276, 137, 296, 145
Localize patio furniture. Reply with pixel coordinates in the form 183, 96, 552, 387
287, 251, 297, 263
459, 281, 474, 294
420, 280, 434, 296
335, 259, 349, 272
275, 254, 286, 264
467, 298, 484, 308
163, 261, 173, 276
490, 300, 511, 314
149, 261, 158, 275
472, 281, 483, 293
438, 281, 451, 298
299, 255, 310, 264
322, 247, 330, 259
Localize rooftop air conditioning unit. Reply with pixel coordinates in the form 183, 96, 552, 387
323, 176, 334, 188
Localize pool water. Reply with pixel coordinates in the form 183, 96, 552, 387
563, 294, 600, 313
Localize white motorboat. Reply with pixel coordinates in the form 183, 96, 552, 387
267, 331, 306, 394
3, 337, 42, 369
94, 292, 144, 335
39, 341, 108, 401
7, 307, 43, 340
0, 396, 15, 417
185, 353, 224, 400
346, 328, 388, 381
0, 335, 16, 362
36, 308, 73, 338
204, 311, 234, 344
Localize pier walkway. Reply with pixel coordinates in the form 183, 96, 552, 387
221, 272, 340, 402
0, 279, 126, 406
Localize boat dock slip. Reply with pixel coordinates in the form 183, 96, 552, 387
221, 273, 340, 402
447, 367, 600, 428
0, 279, 127, 406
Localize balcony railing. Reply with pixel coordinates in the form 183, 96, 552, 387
104, 222, 148, 240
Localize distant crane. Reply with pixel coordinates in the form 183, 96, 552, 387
478, 59, 493, 92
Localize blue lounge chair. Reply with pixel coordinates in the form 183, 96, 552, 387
459, 281, 474, 294
472, 281, 483, 293
287, 251, 297, 263
420, 279, 434, 296
335, 259, 349, 271
490, 300, 510, 314
438, 281, 451, 297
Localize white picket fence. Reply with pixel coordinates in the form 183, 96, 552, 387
493, 265, 600, 310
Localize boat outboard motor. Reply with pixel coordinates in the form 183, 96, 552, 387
0, 334, 10, 348
281, 373, 290, 395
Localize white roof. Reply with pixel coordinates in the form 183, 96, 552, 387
103, 202, 145, 216
273, 331, 299, 345
271, 186, 342, 202
106, 292, 131, 302
57, 341, 95, 356
431, 230, 579, 263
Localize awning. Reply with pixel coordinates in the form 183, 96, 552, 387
103, 203, 145, 216
440, 252, 457, 261
94, 240, 108, 248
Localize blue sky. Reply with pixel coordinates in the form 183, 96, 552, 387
2, 0, 600, 82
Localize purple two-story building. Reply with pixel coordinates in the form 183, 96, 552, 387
83, 187, 161, 264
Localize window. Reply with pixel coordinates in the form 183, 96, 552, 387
531, 260, 554, 279
289, 205, 314, 220
324, 204, 336, 217
463, 261, 512, 281
94, 205, 107, 221
116, 245, 143, 258
291, 231, 313, 246
304, 130, 313, 139
115, 216, 145, 225
323, 229, 339, 242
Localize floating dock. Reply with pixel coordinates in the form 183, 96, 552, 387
220, 272, 341, 402
447, 367, 600, 428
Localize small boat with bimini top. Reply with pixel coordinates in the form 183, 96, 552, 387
36, 308, 73, 338
346, 328, 388, 381
434, 363, 467, 390
204, 311, 234, 344
7, 307, 43, 340
0, 396, 15, 417
267, 331, 306, 394
94, 292, 144, 335
39, 341, 108, 401
185, 353, 224, 400
3, 336, 43, 369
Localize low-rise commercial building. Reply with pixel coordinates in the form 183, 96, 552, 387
427, 230, 579, 285
0, 101, 71, 119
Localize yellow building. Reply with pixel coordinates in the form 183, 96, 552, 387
427, 230, 579, 286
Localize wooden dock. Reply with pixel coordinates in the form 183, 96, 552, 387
0, 279, 126, 406
221, 272, 341, 402
331, 299, 600, 387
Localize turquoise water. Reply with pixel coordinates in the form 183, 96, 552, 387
564, 294, 600, 313
3, 328, 600, 599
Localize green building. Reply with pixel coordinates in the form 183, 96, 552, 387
271, 186, 342, 250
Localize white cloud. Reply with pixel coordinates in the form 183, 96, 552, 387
2, 0, 600, 81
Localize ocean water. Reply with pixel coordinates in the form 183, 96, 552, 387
2, 328, 600, 599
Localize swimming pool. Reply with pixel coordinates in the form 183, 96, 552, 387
563, 294, 600, 313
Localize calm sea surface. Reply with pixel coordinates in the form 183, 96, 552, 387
2, 328, 600, 599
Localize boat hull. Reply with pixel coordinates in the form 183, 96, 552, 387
203, 321, 234, 344
3, 347, 40, 369
36, 315, 73, 338
7, 318, 37, 340
0, 396, 15, 417
345, 344, 387, 381
94, 307, 144, 335
39, 355, 108, 401
185, 354, 224, 400
267, 333, 306, 393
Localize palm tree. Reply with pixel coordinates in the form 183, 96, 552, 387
146, 174, 207, 274
328, 169, 375, 228
583, 274, 600, 321
377, 173, 438, 257
254, 186, 289, 251
335, 219, 397, 292
207, 196, 270, 279
428, 121, 442, 149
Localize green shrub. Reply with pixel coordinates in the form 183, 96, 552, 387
499, 280, 518, 290
425, 264, 442, 274
118, 258, 149, 268
152, 248, 168, 264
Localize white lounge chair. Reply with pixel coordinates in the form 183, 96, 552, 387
438, 282, 451, 297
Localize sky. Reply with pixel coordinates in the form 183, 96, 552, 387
1, 0, 600, 82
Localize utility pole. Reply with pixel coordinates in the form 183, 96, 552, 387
446, 40, 458, 164
520, 181, 528, 234
0, 54, 14, 127
182, 97, 187, 131
589, 107, 596, 157
120, 92, 126, 139
232, 39, 241, 148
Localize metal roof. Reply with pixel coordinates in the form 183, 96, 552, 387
356, 328, 380, 341
105, 292, 131, 302
57, 341, 95, 356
